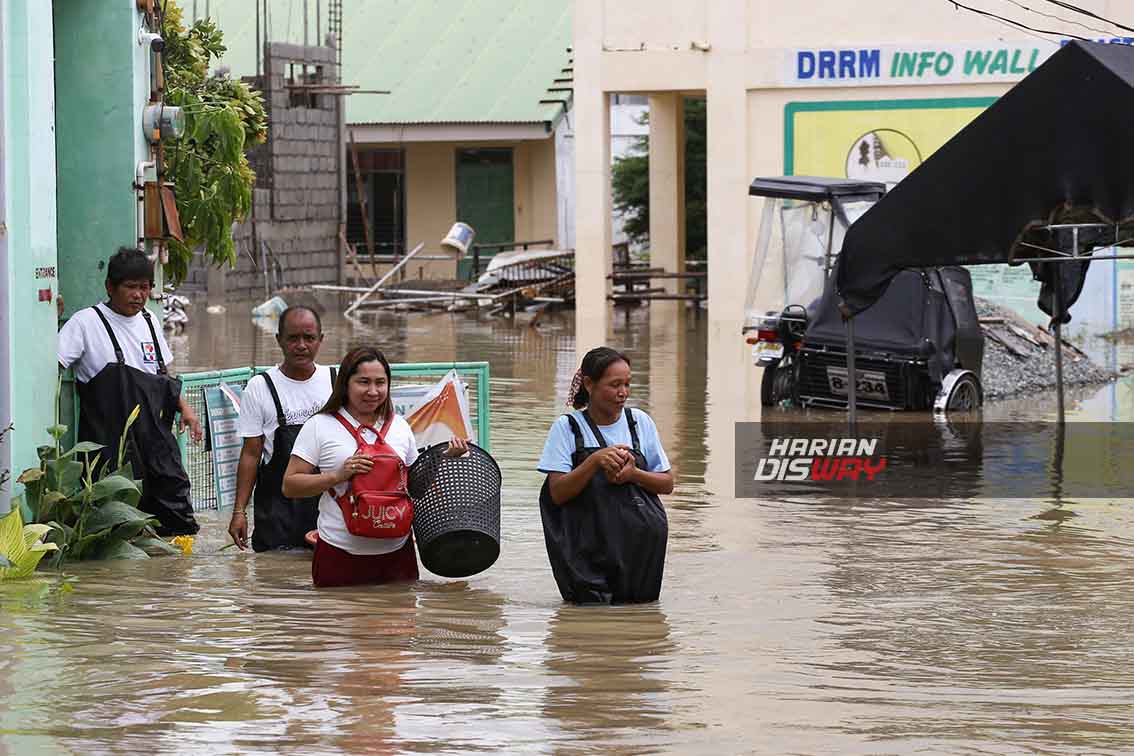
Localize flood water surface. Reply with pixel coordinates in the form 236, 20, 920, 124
4, 303, 1134, 754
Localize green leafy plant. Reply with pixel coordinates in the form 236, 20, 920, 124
10, 381, 180, 567
160, 0, 268, 285
0, 423, 58, 581
0, 506, 58, 580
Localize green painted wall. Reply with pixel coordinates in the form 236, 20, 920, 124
54, 0, 149, 318
3, 0, 62, 499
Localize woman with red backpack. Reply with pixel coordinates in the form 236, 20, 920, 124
283, 347, 468, 587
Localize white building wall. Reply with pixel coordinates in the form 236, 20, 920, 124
555, 99, 650, 252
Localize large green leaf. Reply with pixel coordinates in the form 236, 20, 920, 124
13, 494, 33, 525
90, 475, 141, 504
72, 529, 113, 561
46, 520, 73, 547
113, 520, 149, 541
17, 470, 44, 519
38, 491, 67, 521
16, 468, 44, 484
65, 441, 105, 457
82, 500, 151, 535
96, 540, 149, 561
0, 507, 58, 580
133, 537, 181, 557
46, 458, 83, 496
0, 508, 23, 565
106, 463, 143, 504
23, 523, 54, 549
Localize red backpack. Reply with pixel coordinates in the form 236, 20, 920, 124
332, 412, 414, 539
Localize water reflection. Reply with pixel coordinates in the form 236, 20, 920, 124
814, 498, 1134, 750
4, 302, 1134, 753
541, 604, 675, 745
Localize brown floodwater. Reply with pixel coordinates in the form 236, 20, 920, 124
3, 299, 1134, 754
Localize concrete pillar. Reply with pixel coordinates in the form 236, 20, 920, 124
648, 93, 686, 295
703, 0, 761, 500
573, 0, 611, 358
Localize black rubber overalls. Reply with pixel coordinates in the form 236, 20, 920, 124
249, 370, 333, 551
78, 306, 198, 536
539, 408, 669, 604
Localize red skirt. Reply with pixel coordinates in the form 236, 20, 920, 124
311, 533, 420, 588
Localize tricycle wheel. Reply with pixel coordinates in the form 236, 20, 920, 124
760, 364, 779, 406
934, 370, 983, 413
760, 361, 795, 407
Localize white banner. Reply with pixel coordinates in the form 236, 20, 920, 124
392, 370, 475, 450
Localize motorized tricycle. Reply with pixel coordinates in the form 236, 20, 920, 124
742, 176, 985, 412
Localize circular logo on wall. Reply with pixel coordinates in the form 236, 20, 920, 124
845, 129, 923, 187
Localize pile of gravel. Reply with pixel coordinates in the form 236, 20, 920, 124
975, 298, 1116, 400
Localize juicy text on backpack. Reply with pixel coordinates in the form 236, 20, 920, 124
332, 412, 414, 539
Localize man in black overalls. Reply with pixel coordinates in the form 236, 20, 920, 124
228, 306, 335, 551
57, 248, 201, 536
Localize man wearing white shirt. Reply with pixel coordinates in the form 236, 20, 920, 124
228, 306, 335, 551
57, 248, 201, 536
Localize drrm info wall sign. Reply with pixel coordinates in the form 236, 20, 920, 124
785, 39, 1134, 87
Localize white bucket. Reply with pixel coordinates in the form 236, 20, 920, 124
441, 222, 476, 257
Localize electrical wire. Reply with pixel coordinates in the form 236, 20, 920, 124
1038, 0, 1134, 34
1002, 0, 1116, 35
948, 0, 1091, 40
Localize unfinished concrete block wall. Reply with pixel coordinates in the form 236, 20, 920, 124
184, 42, 342, 300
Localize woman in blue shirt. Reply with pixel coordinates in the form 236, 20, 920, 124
537, 346, 673, 604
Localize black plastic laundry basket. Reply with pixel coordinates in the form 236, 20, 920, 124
407, 442, 501, 578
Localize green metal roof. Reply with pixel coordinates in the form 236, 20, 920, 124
203, 0, 573, 127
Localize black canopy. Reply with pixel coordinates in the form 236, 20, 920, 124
749, 176, 886, 202
836, 41, 1134, 322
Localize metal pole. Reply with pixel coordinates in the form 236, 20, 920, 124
846, 316, 858, 428
1053, 228, 1073, 424
1053, 291, 1064, 422
345, 242, 427, 316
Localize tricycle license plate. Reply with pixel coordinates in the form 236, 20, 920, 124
752, 342, 784, 362
826, 367, 889, 401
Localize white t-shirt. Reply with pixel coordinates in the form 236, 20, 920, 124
238, 365, 335, 462
58, 303, 175, 383
291, 410, 419, 556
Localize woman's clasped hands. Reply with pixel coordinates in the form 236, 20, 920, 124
590, 445, 637, 484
